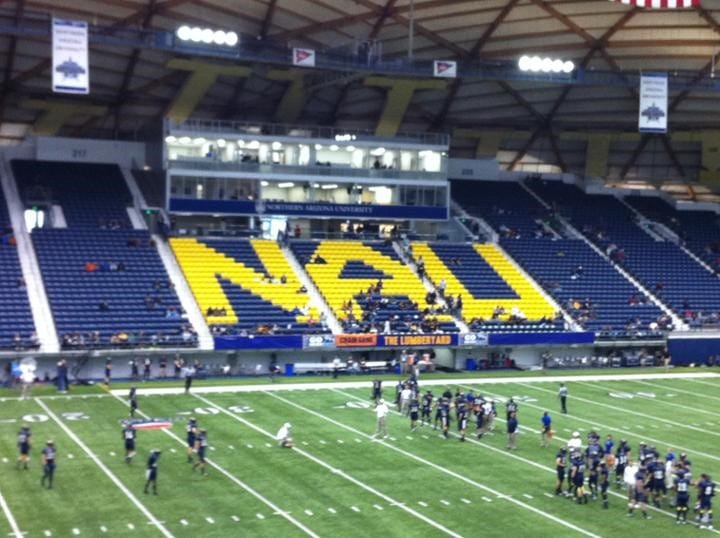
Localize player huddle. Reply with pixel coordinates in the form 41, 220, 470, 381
379, 377, 503, 444
555, 431, 715, 528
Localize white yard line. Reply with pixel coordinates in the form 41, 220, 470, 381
265, 391, 601, 538
576, 380, 720, 418
105, 393, 319, 538
684, 378, 720, 389
637, 378, 720, 404
339, 386, 720, 533
34, 399, 174, 538
108, 371, 720, 397
517, 382, 720, 440
194, 394, 463, 538
465, 383, 720, 464
0, 482, 22, 538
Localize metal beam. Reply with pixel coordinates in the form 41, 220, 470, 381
369, 0, 397, 40
0, 0, 24, 123
259, 0, 278, 40
508, 128, 542, 171
429, 0, 520, 129
547, 129, 567, 173
619, 134, 652, 179
659, 135, 686, 178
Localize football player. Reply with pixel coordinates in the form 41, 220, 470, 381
615, 439, 631, 489
409, 397, 420, 432
186, 416, 197, 463
540, 411, 552, 448
674, 469, 691, 524
193, 429, 208, 475
628, 466, 650, 519
585, 436, 604, 500
505, 397, 518, 421
570, 449, 588, 504
599, 461, 610, 509
123, 423, 136, 464
421, 390, 433, 426
16, 424, 31, 470
438, 397, 451, 439
371, 379, 382, 403
456, 398, 468, 442
697, 473, 715, 529
41, 440, 56, 489
555, 447, 568, 496
144, 449, 161, 495
129, 386, 138, 418
647, 458, 666, 508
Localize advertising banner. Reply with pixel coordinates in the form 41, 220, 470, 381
638, 72, 667, 133
52, 19, 89, 94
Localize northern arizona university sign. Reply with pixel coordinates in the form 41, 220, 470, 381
169, 198, 448, 220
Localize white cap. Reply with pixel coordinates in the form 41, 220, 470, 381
572, 431, 580, 438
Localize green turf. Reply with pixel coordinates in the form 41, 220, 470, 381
0, 373, 717, 536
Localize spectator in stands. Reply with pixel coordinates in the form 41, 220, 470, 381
99, 300, 110, 311
438, 279, 447, 296
85, 261, 98, 272
16, 277, 25, 289
294, 224, 301, 238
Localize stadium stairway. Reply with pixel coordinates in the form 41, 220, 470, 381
279, 241, 342, 333
153, 235, 213, 349
0, 156, 57, 351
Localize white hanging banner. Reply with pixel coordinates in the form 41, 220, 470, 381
52, 18, 89, 94
638, 72, 667, 133
292, 47, 316, 67
433, 60, 457, 78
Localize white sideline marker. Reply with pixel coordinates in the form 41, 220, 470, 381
482, 497, 493, 503
373, 504, 384, 511
421, 435, 429, 439
209, 446, 216, 451
67, 454, 74, 459
406, 436, 413, 440
354, 438, 362, 443
264, 443, 272, 448
246, 444, 253, 449
205, 517, 214, 524
440, 500, 450, 506
127, 524, 134, 530
180, 519, 188, 526
319, 440, 326, 445
304, 510, 313, 516
351, 506, 360, 513
109, 452, 116, 457
327, 508, 336, 514
72, 529, 80, 536
231, 516, 240, 522
228, 445, 235, 450
34, 399, 174, 538
256, 513, 265, 520
522, 494, 533, 500
43, 532, 51, 537
337, 440, 344, 444
99, 526, 107, 533
544, 493, 554, 498
460, 498, 471, 504
1, 458, 7, 464
170, 448, 176, 453
418, 501, 428, 507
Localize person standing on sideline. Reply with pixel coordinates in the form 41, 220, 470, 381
143, 357, 151, 381
558, 383, 568, 414
373, 399, 389, 439
371, 378, 382, 403
183, 363, 196, 394
507, 411, 518, 450
104, 358, 112, 385
541, 411, 552, 447
56, 360, 68, 393
144, 449, 161, 495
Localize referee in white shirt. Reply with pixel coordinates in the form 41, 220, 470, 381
558, 383, 568, 414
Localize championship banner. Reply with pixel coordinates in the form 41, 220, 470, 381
433, 60, 457, 78
52, 19, 89, 94
638, 72, 667, 133
293, 47, 316, 67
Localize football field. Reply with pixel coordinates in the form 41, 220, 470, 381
0, 371, 718, 537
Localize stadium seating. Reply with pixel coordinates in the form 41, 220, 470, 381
171, 238, 327, 335
452, 179, 664, 335
410, 242, 559, 332
10, 159, 193, 349
625, 195, 720, 273
528, 179, 720, 326
289, 240, 458, 333
12, 160, 133, 229
33, 228, 194, 348
0, 188, 36, 350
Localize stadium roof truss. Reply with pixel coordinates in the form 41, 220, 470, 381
2, 0, 720, 194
